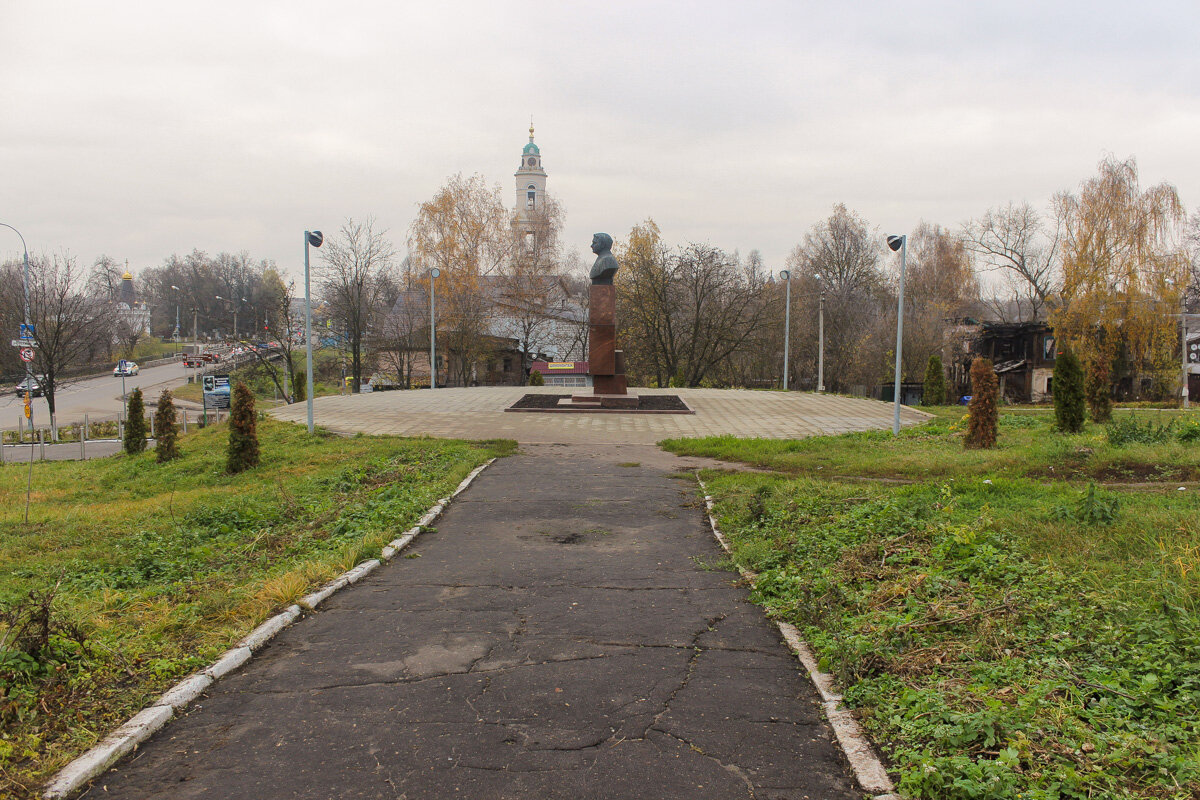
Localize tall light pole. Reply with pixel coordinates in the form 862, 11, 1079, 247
779, 270, 791, 390
887, 234, 908, 436
170, 285, 181, 353
304, 230, 323, 433
2, 222, 34, 523
818, 285, 826, 393
1, 222, 32, 408
429, 268, 441, 389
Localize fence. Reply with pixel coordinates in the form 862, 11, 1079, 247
0, 407, 228, 464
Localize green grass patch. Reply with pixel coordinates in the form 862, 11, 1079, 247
0, 420, 514, 797
665, 407, 1200, 483
671, 409, 1200, 799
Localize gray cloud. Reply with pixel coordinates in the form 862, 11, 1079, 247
2, 1, 1196, 280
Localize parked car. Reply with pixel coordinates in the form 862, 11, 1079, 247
14, 376, 44, 397
114, 360, 139, 377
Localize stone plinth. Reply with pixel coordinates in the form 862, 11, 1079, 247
588, 284, 626, 396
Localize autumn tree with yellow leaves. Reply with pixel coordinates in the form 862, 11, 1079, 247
408, 174, 512, 386
1051, 156, 1188, 400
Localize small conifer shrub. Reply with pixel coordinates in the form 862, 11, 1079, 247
964, 357, 999, 449
528, 369, 545, 386
1085, 357, 1112, 423
227, 382, 259, 473
923, 355, 946, 406
154, 389, 180, 463
123, 388, 147, 454
1054, 348, 1085, 433
292, 371, 306, 402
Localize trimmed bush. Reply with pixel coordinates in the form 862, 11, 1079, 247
1085, 357, 1112, 423
154, 389, 180, 462
227, 382, 259, 473
528, 370, 545, 386
923, 355, 946, 406
123, 388, 147, 454
964, 357, 999, 449
1053, 348, 1085, 433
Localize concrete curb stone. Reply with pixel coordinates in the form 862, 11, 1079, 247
699, 482, 903, 800
40, 458, 498, 800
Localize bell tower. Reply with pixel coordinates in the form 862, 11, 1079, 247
514, 122, 547, 226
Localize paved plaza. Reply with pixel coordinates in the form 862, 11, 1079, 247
269, 386, 928, 443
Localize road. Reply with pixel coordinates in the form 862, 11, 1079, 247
1, 359, 206, 430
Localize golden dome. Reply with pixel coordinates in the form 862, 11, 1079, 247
122, 271, 133, 281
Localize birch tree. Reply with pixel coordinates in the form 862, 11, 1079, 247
408, 174, 511, 386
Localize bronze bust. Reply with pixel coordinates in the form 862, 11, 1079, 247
589, 233, 619, 285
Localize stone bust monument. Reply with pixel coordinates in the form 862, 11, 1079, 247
589, 233, 619, 285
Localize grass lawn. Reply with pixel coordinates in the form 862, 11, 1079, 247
0, 419, 514, 798
664, 407, 1200, 800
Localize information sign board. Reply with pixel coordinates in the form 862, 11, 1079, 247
203, 374, 232, 409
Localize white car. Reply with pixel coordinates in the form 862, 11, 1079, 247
114, 360, 139, 377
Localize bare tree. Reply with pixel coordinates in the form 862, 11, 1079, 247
786, 204, 890, 392
617, 221, 773, 387
319, 218, 396, 392
0, 260, 25, 380
27, 253, 113, 435
87, 255, 124, 302
962, 201, 1060, 322
376, 273, 429, 389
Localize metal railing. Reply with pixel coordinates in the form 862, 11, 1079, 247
0, 407, 228, 463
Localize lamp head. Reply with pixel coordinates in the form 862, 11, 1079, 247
886, 235, 905, 253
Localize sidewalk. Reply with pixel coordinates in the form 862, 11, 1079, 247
89, 445, 863, 799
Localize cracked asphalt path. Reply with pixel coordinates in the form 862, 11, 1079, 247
90, 445, 861, 799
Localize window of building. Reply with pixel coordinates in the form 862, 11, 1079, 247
527, 185, 536, 208
503, 358, 513, 371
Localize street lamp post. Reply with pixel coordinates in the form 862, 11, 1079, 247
304, 230, 323, 434
429, 268, 441, 389
1, 222, 34, 522
779, 270, 791, 390
887, 234, 908, 436
818, 287, 826, 393
170, 285, 181, 354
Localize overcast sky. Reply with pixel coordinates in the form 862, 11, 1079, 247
2, 1, 1197, 282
